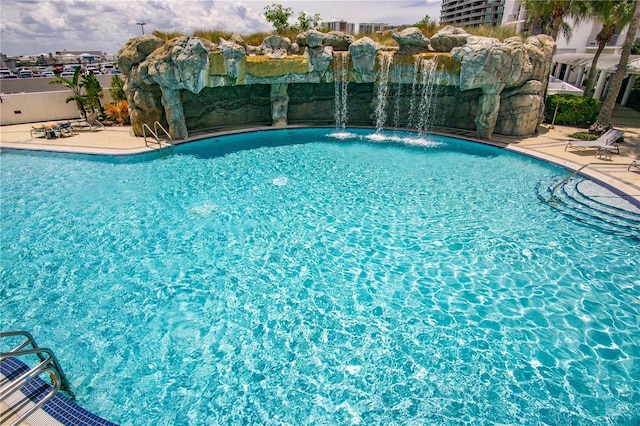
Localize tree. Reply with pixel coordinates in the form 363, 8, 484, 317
296, 11, 322, 31
583, 0, 636, 97
81, 71, 105, 116
522, 0, 589, 40
591, 0, 640, 131
415, 15, 431, 28
49, 67, 87, 119
109, 75, 126, 102
264, 3, 293, 33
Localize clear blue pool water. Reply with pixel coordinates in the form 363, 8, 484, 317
1, 128, 639, 425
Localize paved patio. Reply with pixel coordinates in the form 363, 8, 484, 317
1, 106, 639, 203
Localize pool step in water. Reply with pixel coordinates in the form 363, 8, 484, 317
541, 178, 640, 239
567, 179, 640, 222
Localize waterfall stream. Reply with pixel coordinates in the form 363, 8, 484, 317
334, 52, 349, 129
405, 57, 439, 135
332, 52, 441, 136
416, 59, 437, 135
374, 53, 393, 132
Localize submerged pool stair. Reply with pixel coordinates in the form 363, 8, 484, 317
0, 330, 117, 426
541, 177, 640, 239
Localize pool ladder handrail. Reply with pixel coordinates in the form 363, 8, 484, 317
0, 330, 76, 425
550, 162, 629, 199
143, 121, 173, 149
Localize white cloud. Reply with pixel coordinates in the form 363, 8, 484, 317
0, 0, 442, 56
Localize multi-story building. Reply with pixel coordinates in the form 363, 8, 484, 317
497, 0, 639, 55
358, 22, 392, 35
323, 20, 356, 34
440, 0, 508, 27
499, 0, 640, 103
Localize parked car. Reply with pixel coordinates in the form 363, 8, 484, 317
102, 63, 116, 73
0, 69, 17, 79
41, 70, 55, 77
59, 71, 75, 77
108, 69, 121, 75
63, 65, 81, 73
18, 70, 34, 78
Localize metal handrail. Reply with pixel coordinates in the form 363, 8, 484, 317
0, 331, 75, 399
143, 122, 173, 149
550, 162, 629, 196
1, 366, 60, 426
154, 122, 172, 145
142, 123, 159, 148
0, 351, 60, 401
1, 330, 38, 354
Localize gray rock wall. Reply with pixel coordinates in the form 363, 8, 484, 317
118, 27, 555, 140
182, 85, 271, 131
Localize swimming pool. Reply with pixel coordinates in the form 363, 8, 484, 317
1, 128, 639, 425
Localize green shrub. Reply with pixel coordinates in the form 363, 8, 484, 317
109, 75, 126, 102
568, 131, 597, 141
544, 94, 600, 127
624, 76, 640, 112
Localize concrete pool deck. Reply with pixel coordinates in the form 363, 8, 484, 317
1, 105, 639, 203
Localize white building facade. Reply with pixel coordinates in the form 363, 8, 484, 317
499, 0, 640, 104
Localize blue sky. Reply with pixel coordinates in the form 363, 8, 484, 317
0, 0, 442, 56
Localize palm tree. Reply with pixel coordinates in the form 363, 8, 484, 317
81, 71, 105, 117
583, 0, 637, 97
591, 0, 640, 131
522, 0, 589, 40
49, 67, 87, 119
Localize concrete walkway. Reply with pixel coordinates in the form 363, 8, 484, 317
1, 105, 639, 202
495, 105, 640, 203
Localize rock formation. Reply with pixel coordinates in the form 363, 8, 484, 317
117, 26, 555, 140
349, 37, 379, 82
392, 27, 432, 55
322, 31, 356, 51
430, 26, 470, 52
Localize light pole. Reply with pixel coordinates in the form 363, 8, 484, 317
136, 22, 146, 35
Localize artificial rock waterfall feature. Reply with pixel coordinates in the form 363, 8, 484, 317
117, 26, 555, 140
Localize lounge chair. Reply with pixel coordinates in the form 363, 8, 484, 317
30, 122, 74, 139
564, 128, 623, 156
56, 121, 77, 136
30, 125, 57, 139
71, 111, 104, 132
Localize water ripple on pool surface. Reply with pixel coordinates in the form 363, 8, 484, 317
1, 128, 639, 425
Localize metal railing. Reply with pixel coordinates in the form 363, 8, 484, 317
0, 330, 75, 426
550, 162, 629, 197
143, 121, 173, 149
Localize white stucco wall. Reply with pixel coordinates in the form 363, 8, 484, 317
554, 17, 640, 55
1, 88, 114, 125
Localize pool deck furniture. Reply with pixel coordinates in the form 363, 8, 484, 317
71, 112, 105, 132
30, 122, 75, 139
629, 160, 639, 172
564, 128, 624, 156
